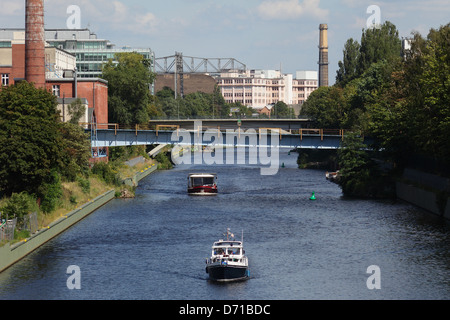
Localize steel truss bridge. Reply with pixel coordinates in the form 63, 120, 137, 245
154, 52, 247, 98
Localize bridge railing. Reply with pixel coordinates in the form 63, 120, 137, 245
81, 122, 348, 140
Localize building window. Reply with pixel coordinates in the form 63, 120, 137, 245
52, 85, 61, 97
1, 74, 9, 86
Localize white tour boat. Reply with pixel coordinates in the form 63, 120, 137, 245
187, 173, 218, 195
205, 229, 249, 282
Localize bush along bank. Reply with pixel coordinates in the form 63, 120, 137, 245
336, 133, 397, 199
154, 150, 174, 170
295, 134, 396, 199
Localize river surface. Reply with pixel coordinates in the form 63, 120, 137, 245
1, 151, 449, 300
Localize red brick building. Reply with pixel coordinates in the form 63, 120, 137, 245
1, 38, 108, 126
44, 78, 109, 126
1, 32, 109, 160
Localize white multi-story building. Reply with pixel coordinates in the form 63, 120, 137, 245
292, 71, 319, 105
216, 69, 318, 115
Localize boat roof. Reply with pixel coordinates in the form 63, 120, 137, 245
213, 240, 243, 247
188, 173, 217, 177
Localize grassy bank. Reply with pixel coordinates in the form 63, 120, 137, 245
1, 147, 161, 244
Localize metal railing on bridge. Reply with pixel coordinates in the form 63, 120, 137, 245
81, 122, 354, 150
80, 123, 348, 139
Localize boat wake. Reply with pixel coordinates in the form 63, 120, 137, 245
146, 266, 206, 281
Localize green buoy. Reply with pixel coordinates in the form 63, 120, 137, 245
310, 191, 316, 201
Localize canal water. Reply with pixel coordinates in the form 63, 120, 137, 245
0, 151, 449, 300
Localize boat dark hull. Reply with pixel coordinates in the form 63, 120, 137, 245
188, 187, 218, 195
206, 265, 249, 282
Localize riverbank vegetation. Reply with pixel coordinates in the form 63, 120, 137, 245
0, 82, 160, 243
0, 145, 156, 243
0, 146, 157, 243
300, 22, 450, 198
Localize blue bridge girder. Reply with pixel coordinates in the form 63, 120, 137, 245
90, 128, 356, 150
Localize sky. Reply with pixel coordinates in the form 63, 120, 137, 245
1, 0, 449, 85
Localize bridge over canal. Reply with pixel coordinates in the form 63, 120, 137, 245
87, 120, 367, 152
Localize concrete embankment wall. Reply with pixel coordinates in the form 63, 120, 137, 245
123, 163, 157, 187
0, 190, 115, 273
396, 168, 450, 220
0, 163, 158, 273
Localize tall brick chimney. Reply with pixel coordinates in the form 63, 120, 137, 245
25, 0, 45, 88
318, 24, 329, 87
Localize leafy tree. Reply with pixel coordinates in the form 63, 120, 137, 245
146, 102, 165, 119
357, 21, 402, 76
155, 85, 229, 119
337, 133, 377, 197
91, 162, 120, 186
67, 98, 86, 124
39, 169, 63, 213
0, 192, 39, 226
159, 97, 175, 118
414, 24, 450, 165
0, 82, 62, 196
211, 85, 229, 118
367, 23, 450, 168
272, 101, 292, 118
156, 86, 175, 100
300, 86, 349, 128
183, 92, 210, 118
102, 52, 156, 125
336, 38, 360, 86
58, 122, 91, 181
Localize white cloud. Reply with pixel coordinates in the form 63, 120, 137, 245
134, 12, 158, 33
0, 1, 23, 16
111, 1, 129, 22
43, 0, 160, 35
257, 0, 328, 20
89, 0, 159, 35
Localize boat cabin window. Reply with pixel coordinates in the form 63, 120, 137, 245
191, 176, 215, 187
213, 247, 241, 255
214, 248, 225, 255
227, 248, 241, 255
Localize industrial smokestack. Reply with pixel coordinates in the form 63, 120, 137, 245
25, 0, 45, 89
318, 24, 329, 87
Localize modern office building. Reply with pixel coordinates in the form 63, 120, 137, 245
1, 28, 155, 79
45, 29, 155, 79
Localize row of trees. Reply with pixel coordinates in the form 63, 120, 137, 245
154, 87, 293, 119
102, 52, 295, 124
301, 21, 450, 196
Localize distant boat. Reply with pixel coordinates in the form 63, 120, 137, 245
325, 171, 339, 182
206, 229, 249, 282
187, 173, 218, 196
